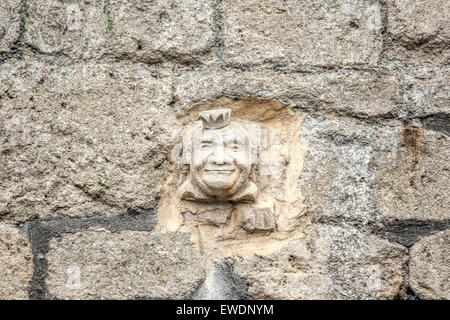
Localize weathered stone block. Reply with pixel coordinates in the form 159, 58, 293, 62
0, 224, 33, 300
222, 0, 382, 66
386, 0, 450, 64
240, 206, 275, 233
401, 67, 450, 119
232, 224, 407, 299
379, 126, 449, 221
298, 116, 401, 225
193, 258, 249, 300
173, 71, 450, 225
410, 230, 449, 300
25, 0, 214, 61
299, 117, 449, 224
0, 58, 174, 222
173, 69, 404, 118
182, 202, 233, 226
0, 0, 21, 52
46, 228, 205, 299
0, 0, 446, 302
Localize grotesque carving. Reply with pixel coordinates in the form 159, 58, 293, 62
176, 109, 257, 203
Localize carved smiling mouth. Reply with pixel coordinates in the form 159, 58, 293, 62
205, 169, 235, 173
204, 166, 235, 174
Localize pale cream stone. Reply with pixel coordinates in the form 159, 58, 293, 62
240, 206, 275, 233
176, 109, 258, 203
158, 97, 308, 267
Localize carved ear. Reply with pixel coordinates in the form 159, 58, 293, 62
170, 126, 194, 165
170, 128, 188, 164
170, 142, 183, 164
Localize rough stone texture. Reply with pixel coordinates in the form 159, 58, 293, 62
222, 0, 382, 66
46, 228, 205, 299
410, 230, 449, 300
386, 0, 450, 64
194, 258, 249, 300
298, 116, 399, 225
25, 0, 214, 62
0, 0, 448, 301
298, 116, 450, 225
232, 224, 408, 299
401, 66, 450, 120
173, 68, 405, 118
0, 224, 33, 300
379, 126, 449, 221
174, 65, 450, 121
182, 203, 232, 226
0, 58, 174, 222
0, 0, 21, 53
240, 206, 275, 233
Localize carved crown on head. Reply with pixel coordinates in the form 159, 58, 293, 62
199, 109, 231, 129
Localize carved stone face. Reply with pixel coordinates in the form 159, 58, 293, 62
176, 108, 257, 203
192, 123, 251, 198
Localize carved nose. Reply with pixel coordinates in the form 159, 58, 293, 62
209, 146, 233, 165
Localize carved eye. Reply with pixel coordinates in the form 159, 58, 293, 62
201, 143, 212, 150
228, 143, 241, 151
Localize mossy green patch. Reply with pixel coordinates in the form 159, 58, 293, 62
103, 0, 114, 31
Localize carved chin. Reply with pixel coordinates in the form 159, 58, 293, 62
200, 171, 242, 195
194, 169, 248, 198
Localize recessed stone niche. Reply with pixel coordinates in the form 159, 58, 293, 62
158, 97, 310, 261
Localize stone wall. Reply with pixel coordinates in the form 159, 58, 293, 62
0, 0, 448, 300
